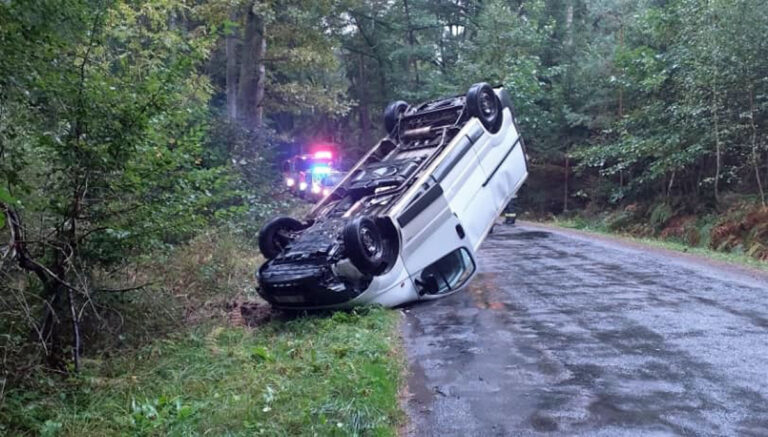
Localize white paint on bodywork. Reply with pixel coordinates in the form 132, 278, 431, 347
349, 256, 418, 307
296, 96, 529, 310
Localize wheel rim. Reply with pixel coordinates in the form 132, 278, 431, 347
396, 104, 407, 118
479, 89, 498, 119
360, 225, 381, 257
274, 230, 294, 251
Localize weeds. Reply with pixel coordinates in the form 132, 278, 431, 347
1, 307, 404, 436
551, 207, 768, 272
2, 203, 407, 436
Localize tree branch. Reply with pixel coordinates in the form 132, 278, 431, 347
94, 283, 153, 293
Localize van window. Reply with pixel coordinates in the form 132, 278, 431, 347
419, 248, 475, 295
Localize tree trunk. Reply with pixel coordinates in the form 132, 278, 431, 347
402, 0, 419, 87
617, 21, 624, 118
564, 1, 573, 214
713, 86, 721, 204
254, 17, 266, 129
749, 86, 765, 207
351, 14, 388, 101
67, 287, 80, 372
563, 153, 569, 212
357, 54, 371, 149
565, 1, 574, 48
667, 171, 675, 197
237, 3, 266, 129
225, 9, 239, 120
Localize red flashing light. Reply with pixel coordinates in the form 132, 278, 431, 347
314, 151, 333, 159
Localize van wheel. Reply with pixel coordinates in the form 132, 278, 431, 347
466, 83, 502, 133
344, 216, 395, 275
258, 216, 305, 259
384, 100, 409, 134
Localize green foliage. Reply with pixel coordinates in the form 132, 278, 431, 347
1, 307, 405, 436
650, 203, 674, 229
0, 0, 290, 383
456, 0, 554, 133
574, 0, 768, 205
129, 396, 198, 435
1, 0, 229, 261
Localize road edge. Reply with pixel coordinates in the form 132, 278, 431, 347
519, 220, 768, 285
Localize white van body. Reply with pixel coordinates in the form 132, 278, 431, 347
257, 86, 528, 309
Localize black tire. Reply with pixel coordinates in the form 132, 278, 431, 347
384, 100, 409, 134
466, 82, 502, 133
258, 216, 305, 259
343, 216, 390, 275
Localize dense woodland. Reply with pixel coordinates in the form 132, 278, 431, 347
1, 0, 767, 426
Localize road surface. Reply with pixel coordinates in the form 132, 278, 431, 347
403, 223, 768, 436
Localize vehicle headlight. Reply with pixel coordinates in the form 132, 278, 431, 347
286, 177, 295, 187
323, 188, 331, 197
299, 182, 308, 191
311, 184, 321, 194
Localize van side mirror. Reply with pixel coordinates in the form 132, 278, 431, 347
415, 274, 440, 295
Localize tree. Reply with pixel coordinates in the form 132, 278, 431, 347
0, 0, 232, 370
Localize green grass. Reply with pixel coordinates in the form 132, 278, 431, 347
1, 307, 405, 436
547, 217, 768, 273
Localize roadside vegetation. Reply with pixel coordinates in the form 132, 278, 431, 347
545, 207, 768, 272
2, 305, 403, 436
1, 224, 405, 435
535, 194, 768, 268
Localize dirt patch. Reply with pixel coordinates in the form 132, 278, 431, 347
660, 215, 699, 245
227, 298, 274, 327
468, 272, 509, 311
711, 207, 768, 260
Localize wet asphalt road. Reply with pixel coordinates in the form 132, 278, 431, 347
403, 223, 768, 436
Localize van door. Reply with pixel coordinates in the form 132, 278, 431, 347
396, 182, 478, 299
397, 179, 466, 276
433, 120, 498, 251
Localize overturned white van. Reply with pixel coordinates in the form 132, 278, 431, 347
256, 82, 528, 309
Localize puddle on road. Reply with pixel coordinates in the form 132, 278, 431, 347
494, 230, 551, 241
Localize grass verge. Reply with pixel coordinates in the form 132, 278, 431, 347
544, 217, 768, 273
1, 307, 405, 436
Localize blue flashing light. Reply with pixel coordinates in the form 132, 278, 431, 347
312, 166, 331, 175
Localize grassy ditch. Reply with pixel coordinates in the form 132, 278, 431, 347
2, 216, 407, 436
1, 307, 405, 436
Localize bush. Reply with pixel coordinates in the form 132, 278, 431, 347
649, 203, 674, 230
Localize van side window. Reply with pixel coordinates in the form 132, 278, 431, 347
418, 248, 475, 295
